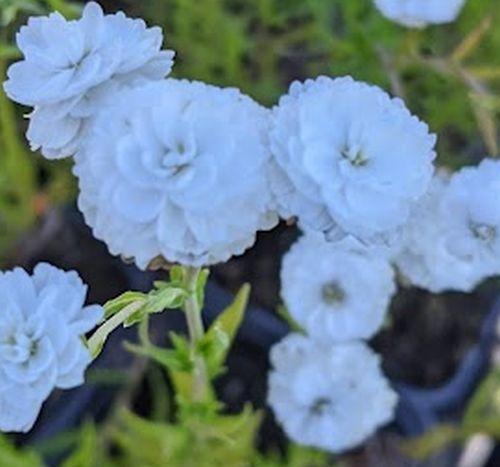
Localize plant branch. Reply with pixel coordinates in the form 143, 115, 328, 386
182, 266, 209, 402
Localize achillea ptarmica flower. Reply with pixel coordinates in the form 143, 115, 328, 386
267, 334, 397, 452
269, 76, 436, 249
373, 0, 467, 28
396, 159, 500, 292
3, 1, 174, 159
0, 263, 103, 433
281, 234, 395, 342
74, 79, 278, 268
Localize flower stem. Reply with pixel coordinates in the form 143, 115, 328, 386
184, 266, 204, 344
182, 266, 209, 402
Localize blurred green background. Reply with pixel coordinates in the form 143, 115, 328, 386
0, 0, 499, 264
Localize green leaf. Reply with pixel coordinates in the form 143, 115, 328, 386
463, 368, 500, 430
200, 284, 250, 378
124, 341, 189, 372
123, 308, 148, 328
403, 424, 463, 460
61, 421, 103, 467
112, 410, 189, 466
143, 286, 187, 314
195, 268, 210, 309
276, 304, 304, 333
169, 265, 186, 284
45, 0, 82, 19
0, 0, 44, 26
105, 285, 186, 328
169, 331, 192, 363
104, 291, 147, 319
0, 43, 21, 60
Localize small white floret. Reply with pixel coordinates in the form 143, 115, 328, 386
267, 334, 397, 452
281, 234, 395, 341
374, 0, 467, 28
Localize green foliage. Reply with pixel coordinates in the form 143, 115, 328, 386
0, 0, 79, 263
276, 303, 304, 333
0, 0, 43, 26
0, 58, 36, 255
104, 291, 149, 319
463, 368, 500, 436
0, 434, 42, 467
110, 407, 261, 467
61, 422, 107, 467
199, 283, 250, 377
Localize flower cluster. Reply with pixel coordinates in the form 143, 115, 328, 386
3, 0, 498, 455
0, 263, 102, 432
396, 159, 500, 292
3, 2, 174, 159
272, 232, 398, 452
268, 334, 397, 452
373, 0, 467, 28
74, 80, 278, 268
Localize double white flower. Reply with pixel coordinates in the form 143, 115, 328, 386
268, 334, 397, 453
396, 159, 500, 292
3, 2, 174, 159
74, 80, 278, 268
281, 234, 395, 342
0, 263, 102, 433
269, 76, 436, 251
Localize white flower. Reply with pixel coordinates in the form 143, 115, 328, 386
396, 159, 500, 292
374, 0, 467, 28
281, 234, 395, 342
269, 76, 436, 250
0, 263, 103, 433
3, 1, 174, 159
74, 79, 278, 268
268, 334, 397, 452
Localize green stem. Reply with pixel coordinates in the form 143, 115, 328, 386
184, 266, 204, 343
182, 266, 209, 401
